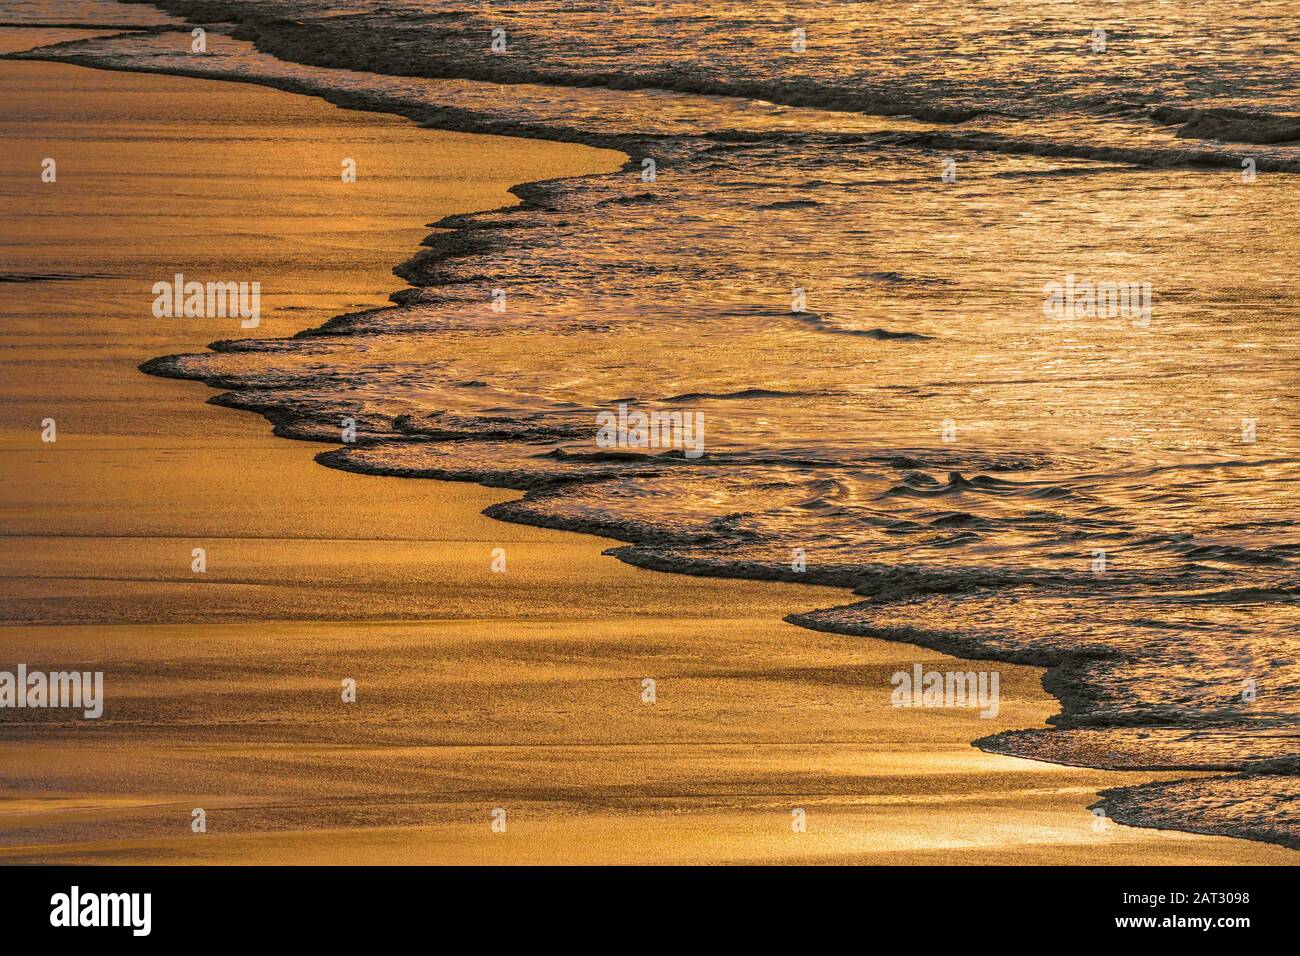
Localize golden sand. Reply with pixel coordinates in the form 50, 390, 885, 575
0, 59, 1292, 864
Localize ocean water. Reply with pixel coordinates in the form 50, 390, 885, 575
13, 0, 1299, 848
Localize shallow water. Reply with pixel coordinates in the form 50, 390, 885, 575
11, 0, 1300, 848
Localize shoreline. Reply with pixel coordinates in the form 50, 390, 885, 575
15, 27, 1300, 176
2, 50, 1289, 858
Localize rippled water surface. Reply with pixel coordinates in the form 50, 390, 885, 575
11, 0, 1300, 847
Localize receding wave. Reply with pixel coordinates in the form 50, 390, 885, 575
18, 1, 1299, 850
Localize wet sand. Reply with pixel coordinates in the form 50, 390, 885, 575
0, 56, 1293, 864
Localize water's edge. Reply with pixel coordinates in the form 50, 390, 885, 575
8, 35, 1294, 854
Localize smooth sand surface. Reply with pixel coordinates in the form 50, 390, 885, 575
0, 56, 1293, 864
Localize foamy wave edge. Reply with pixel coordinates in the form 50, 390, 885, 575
11, 14, 1295, 852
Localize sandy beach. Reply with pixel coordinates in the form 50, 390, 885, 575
0, 53, 1294, 864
